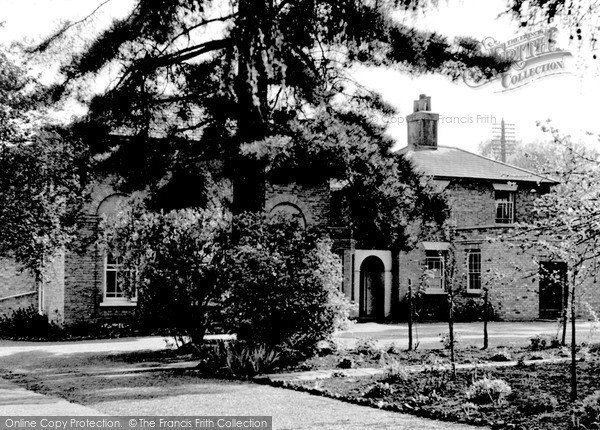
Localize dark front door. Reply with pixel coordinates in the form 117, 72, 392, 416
539, 262, 567, 319
359, 256, 385, 320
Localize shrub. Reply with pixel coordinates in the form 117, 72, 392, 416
466, 377, 512, 405
529, 334, 560, 351
488, 348, 512, 362
419, 365, 452, 395
515, 393, 558, 414
219, 213, 352, 360
196, 341, 280, 378
354, 337, 381, 355
101, 204, 229, 345
399, 291, 498, 322
383, 361, 410, 383
337, 357, 355, 369
0, 306, 62, 340
386, 342, 403, 355
364, 382, 394, 398
453, 296, 498, 322
581, 391, 600, 427
529, 334, 548, 351
440, 332, 460, 350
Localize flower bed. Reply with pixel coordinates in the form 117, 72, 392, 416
278, 358, 600, 430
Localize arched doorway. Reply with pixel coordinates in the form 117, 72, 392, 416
359, 256, 385, 320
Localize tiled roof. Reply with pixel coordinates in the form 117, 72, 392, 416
397, 146, 557, 184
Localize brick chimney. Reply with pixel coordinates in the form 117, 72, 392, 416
406, 94, 439, 149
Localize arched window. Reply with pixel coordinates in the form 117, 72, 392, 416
269, 202, 307, 228
97, 194, 136, 306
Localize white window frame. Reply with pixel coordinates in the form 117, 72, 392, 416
495, 191, 515, 224
466, 249, 482, 293
100, 253, 137, 307
425, 252, 446, 294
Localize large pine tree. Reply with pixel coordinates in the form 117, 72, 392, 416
34, 0, 509, 247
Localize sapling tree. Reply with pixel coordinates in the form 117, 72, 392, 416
512, 127, 600, 401
445, 243, 458, 378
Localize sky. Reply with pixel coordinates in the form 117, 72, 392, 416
1, 0, 598, 153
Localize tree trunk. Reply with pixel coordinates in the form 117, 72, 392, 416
562, 306, 568, 347
570, 269, 578, 402
232, 0, 271, 215
562, 281, 568, 346
408, 279, 413, 351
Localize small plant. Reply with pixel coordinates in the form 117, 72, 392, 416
316, 339, 338, 356
383, 360, 410, 383
225, 343, 280, 377
419, 364, 452, 396
462, 402, 478, 418
440, 332, 460, 350
580, 391, 600, 427
529, 334, 556, 351
386, 342, 403, 355
529, 334, 547, 350
337, 357, 355, 369
515, 393, 558, 414
549, 336, 561, 348
488, 348, 512, 362
197, 341, 280, 378
354, 337, 381, 355
364, 382, 394, 398
466, 377, 512, 405
579, 345, 591, 362
584, 301, 600, 345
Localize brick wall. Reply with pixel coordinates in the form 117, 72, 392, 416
0, 258, 37, 315
265, 181, 330, 227
445, 179, 541, 228
394, 175, 569, 321
42, 250, 66, 323
397, 225, 600, 322
63, 216, 101, 325
63, 184, 140, 326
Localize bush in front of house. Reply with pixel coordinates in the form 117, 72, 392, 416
398, 290, 499, 323
0, 305, 62, 340
219, 212, 353, 362
100, 203, 230, 346
103, 207, 352, 363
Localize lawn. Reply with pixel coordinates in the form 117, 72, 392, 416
3, 333, 600, 429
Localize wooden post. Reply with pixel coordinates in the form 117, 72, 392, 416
483, 289, 489, 350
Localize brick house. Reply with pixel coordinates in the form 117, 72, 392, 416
348, 94, 598, 322
0, 94, 594, 325
394, 95, 561, 321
